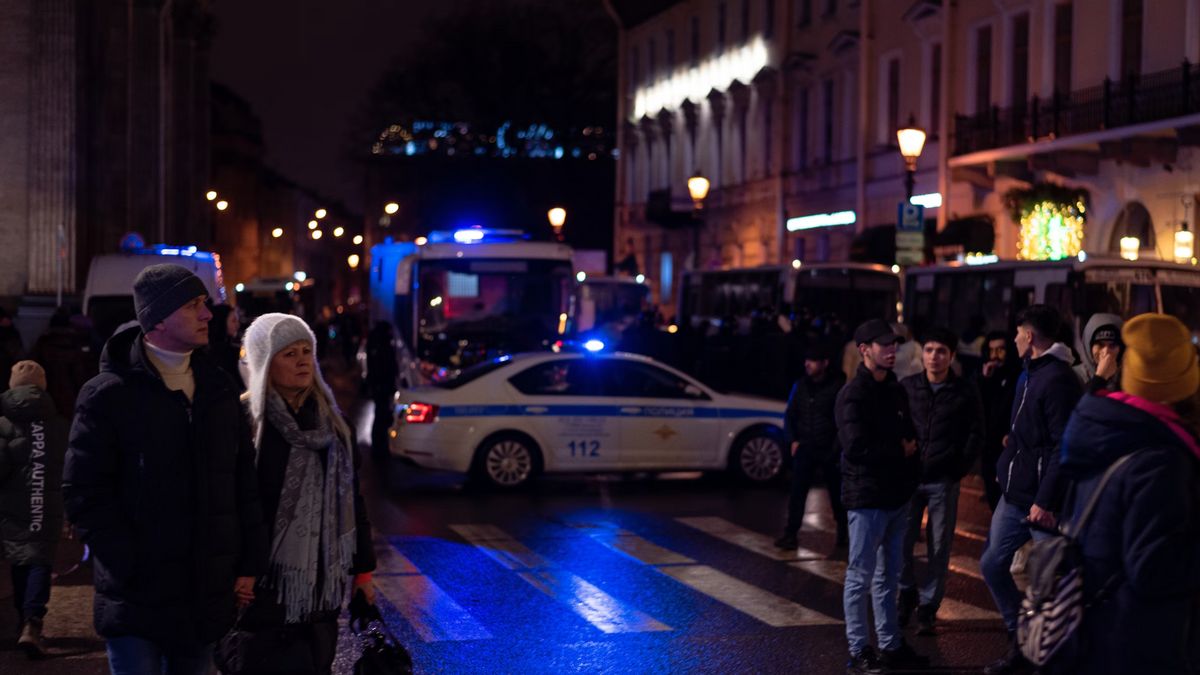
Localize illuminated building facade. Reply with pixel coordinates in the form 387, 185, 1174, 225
612, 0, 1200, 311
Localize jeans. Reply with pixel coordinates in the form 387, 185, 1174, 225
900, 480, 961, 612
106, 636, 214, 675
782, 450, 847, 540
980, 495, 1051, 633
844, 505, 908, 655
9, 563, 51, 624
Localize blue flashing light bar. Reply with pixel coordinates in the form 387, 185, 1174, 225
453, 229, 486, 243
583, 339, 605, 352
427, 228, 531, 244
786, 210, 857, 232
127, 243, 215, 261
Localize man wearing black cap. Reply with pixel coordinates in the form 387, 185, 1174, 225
774, 339, 847, 552
64, 264, 266, 674
836, 319, 926, 673
1075, 312, 1124, 392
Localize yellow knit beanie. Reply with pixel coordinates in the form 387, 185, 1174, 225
1120, 313, 1200, 404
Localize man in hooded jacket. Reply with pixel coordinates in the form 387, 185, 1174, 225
981, 305, 1083, 675
1073, 313, 1123, 392
1055, 313, 1200, 674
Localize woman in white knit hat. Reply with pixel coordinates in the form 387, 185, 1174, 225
217, 313, 376, 675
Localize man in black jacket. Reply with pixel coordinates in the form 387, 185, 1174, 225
978, 330, 1019, 511
774, 340, 847, 551
898, 326, 984, 635
837, 319, 926, 674
63, 265, 266, 674
980, 305, 1082, 675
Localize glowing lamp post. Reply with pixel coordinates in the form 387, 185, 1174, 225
547, 207, 566, 242
1176, 226, 1195, 264
896, 116, 927, 201
686, 173, 711, 270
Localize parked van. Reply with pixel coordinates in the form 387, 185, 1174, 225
83, 244, 227, 340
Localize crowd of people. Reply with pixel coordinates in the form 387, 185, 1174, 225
0, 263, 376, 674
777, 306, 1200, 674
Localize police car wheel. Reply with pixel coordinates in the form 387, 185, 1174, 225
473, 434, 541, 488
731, 431, 784, 483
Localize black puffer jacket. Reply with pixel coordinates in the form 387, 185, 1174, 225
901, 372, 984, 483
63, 327, 267, 646
1056, 392, 1200, 674
783, 371, 846, 460
0, 386, 68, 565
836, 364, 919, 510
997, 344, 1082, 511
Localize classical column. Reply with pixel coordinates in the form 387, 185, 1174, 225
26, 0, 77, 297
656, 108, 675, 192
639, 115, 658, 190
707, 88, 727, 187
728, 81, 751, 185
681, 98, 700, 173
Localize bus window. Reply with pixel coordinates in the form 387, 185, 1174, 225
1160, 284, 1200, 341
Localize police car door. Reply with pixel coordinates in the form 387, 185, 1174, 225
599, 358, 719, 468
505, 357, 622, 470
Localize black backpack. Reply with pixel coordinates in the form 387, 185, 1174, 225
1017, 452, 1137, 667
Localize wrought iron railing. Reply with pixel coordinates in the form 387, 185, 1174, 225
954, 61, 1200, 156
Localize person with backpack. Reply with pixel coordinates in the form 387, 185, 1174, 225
981, 305, 1083, 675
1041, 314, 1200, 673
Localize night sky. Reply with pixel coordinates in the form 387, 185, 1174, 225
210, 0, 454, 210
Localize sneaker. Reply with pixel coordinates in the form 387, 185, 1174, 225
880, 639, 930, 669
774, 534, 798, 550
897, 586, 918, 628
17, 618, 45, 659
983, 643, 1034, 675
915, 604, 936, 635
846, 646, 886, 674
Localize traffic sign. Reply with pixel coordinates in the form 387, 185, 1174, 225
897, 202, 925, 232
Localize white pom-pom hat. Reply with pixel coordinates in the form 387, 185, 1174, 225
242, 313, 340, 446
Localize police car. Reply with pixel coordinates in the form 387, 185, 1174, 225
389, 345, 787, 488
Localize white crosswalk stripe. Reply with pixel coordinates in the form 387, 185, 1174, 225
371, 536, 493, 642
575, 521, 840, 627
679, 517, 999, 622
449, 523, 672, 634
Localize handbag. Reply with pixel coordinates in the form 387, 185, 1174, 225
349, 590, 414, 675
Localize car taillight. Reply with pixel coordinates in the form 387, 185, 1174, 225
404, 402, 438, 424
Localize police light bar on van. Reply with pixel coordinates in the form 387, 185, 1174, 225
427, 228, 531, 244
583, 339, 605, 352
786, 210, 857, 231
129, 243, 215, 261
453, 229, 486, 243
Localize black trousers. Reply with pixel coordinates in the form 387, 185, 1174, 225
10, 563, 51, 624
782, 450, 848, 540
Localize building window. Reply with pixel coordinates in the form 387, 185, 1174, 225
631, 46, 641, 91
660, 253, 673, 301
822, 78, 835, 164
1054, 2, 1073, 95
741, 0, 751, 42
1110, 201, 1155, 252
648, 38, 657, 82
1121, 0, 1142, 79
798, 86, 810, 168
930, 43, 942, 136
691, 16, 700, 67
718, 3, 727, 49
974, 25, 992, 114
823, 0, 836, 18
1010, 13, 1030, 108
797, 0, 811, 27
886, 57, 900, 143
764, 0, 775, 38
666, 29, 676, 72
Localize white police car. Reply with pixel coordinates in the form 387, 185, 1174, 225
389, 348, 787, 488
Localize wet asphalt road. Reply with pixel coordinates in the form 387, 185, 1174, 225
359, 448, 1010, 675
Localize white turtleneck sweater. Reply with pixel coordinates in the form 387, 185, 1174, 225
143, 339, 196, 402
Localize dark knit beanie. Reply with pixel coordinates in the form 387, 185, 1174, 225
133, 264, 209, 332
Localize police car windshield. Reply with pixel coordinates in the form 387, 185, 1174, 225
433, 357, 515, 389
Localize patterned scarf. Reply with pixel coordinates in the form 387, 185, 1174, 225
262, 390, 357, 623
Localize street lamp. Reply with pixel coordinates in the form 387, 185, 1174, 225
333, 226, 345, 237
216, 200, 229, 211
347, 254, 361, 269
308, 220, 318, 230
271, 227, 283, 238
896, 115, 927, 201
547, 207, 566, 241
312, 230, 323, 240
686, 173, 710, 270
315, 208, 327, 219
353, 234, 364, 245
384, 202, 399, 215
205, 190, 218, 201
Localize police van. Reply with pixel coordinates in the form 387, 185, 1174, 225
83, 238, 227, 340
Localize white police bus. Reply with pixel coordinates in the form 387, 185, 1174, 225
369, 228, 575, 387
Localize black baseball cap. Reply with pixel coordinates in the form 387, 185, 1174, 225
854, 319, 904, 346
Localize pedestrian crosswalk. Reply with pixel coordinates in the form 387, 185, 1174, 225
367, 514, 1000, 644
